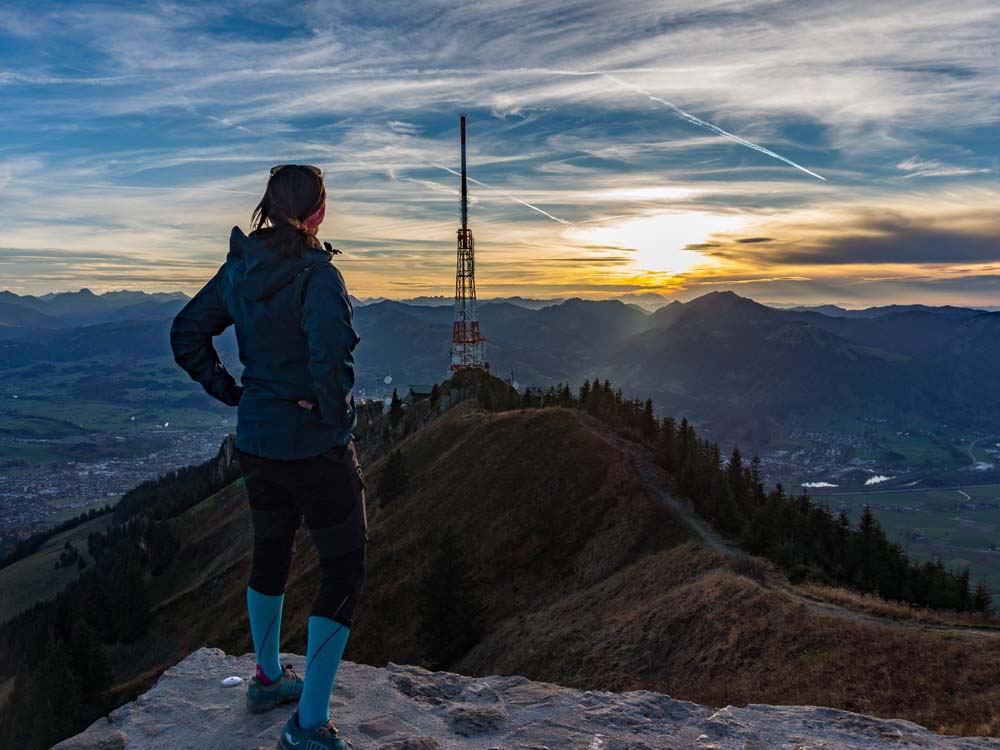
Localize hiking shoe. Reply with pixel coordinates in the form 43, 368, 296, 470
278, 712, 350, 750
246, 664, 303, 713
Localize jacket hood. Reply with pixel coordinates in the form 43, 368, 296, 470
226, 227, 332, 301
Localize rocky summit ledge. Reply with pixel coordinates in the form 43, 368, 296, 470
54, 647, 1000, 750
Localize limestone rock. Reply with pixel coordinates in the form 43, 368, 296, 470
378, 737, 440, 750
53, 647, 1000, 750
50, 722, 127, 750
445, 703, 508, 736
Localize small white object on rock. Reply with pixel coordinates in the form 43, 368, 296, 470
221, 676, 242, 688
53, 647, 1000, 750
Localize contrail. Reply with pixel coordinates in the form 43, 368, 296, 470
387, 168, 460, 198
598, 72, 826, 182
431, 162, 575, 226
542, 67, 826, 182
389, 144, 575, 226
581, 214, 631, 224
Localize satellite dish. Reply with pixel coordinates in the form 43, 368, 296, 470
384, 375, 392, 385
513, 381, 520, 390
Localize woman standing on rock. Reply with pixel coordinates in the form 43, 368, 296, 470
171, 164, 366, 750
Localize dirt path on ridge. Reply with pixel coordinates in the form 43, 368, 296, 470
580, 413, 1000, 638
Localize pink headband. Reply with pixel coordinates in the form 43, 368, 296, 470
303, 202, 326, 230
287, 201, 326, 234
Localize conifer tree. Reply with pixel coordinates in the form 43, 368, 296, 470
115, 560, 151, 643
560, 384, 574, 408
583, 378, 599, 414
68, 620, 112, 702
380, 449, 410, 506
749, 455, 765, 506
974, 579, 994, 613
641, 399, 657, 443
956, 567, 972, 612
727, 447, 746, 509
389, 388, 403, 427
417, 528, 482, 670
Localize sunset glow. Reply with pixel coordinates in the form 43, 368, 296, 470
570, 211, 745, 276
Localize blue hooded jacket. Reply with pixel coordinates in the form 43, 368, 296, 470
170, 227, 360, 459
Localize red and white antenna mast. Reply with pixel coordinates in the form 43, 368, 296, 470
450, 114, 487, 372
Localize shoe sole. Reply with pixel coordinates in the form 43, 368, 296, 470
274, 726, 350, 749
246, 691, 301, 714
275, 735, 349, 749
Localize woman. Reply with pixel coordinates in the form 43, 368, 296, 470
170, 164, 366, 750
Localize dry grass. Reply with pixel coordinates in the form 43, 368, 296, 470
465, 543, 1000, 737
794, 583, 1000, 630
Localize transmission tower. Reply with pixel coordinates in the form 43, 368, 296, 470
450, 114, 488, 372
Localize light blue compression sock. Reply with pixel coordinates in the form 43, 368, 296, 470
247, 587, 284, 683
297, 616, 351, 730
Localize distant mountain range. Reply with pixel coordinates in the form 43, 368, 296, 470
354, 294, 569, 309
768, 302, 1000, 317
355, 292, 672, 310
0, 289, 189, 328
2, 287, 998, 449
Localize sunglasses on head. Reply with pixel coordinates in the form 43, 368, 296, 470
269, 164, 322, 177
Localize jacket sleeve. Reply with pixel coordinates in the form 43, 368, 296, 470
300, 264, 361, 426
170, 268, 243, 407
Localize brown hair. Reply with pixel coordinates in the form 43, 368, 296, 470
250, 165, 326, 258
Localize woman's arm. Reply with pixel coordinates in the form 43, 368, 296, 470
300, 264, 361, 425
170, 268, 244, 406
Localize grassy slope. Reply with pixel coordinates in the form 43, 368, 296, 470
72, 403, 1000, 736
0, 513, 112, 623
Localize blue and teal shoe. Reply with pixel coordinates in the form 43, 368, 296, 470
277, 711, 349, 750
245, 664, 303, 714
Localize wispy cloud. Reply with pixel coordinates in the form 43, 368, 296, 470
896, 154, 992, 179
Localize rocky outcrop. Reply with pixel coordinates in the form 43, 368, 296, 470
213, 432, 239, 482
53, 648, 1000, 750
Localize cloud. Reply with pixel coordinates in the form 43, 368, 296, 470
895, 154, 992, 179
698, 188, 1000, 268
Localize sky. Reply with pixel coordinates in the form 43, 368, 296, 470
1, 0, 999, 307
